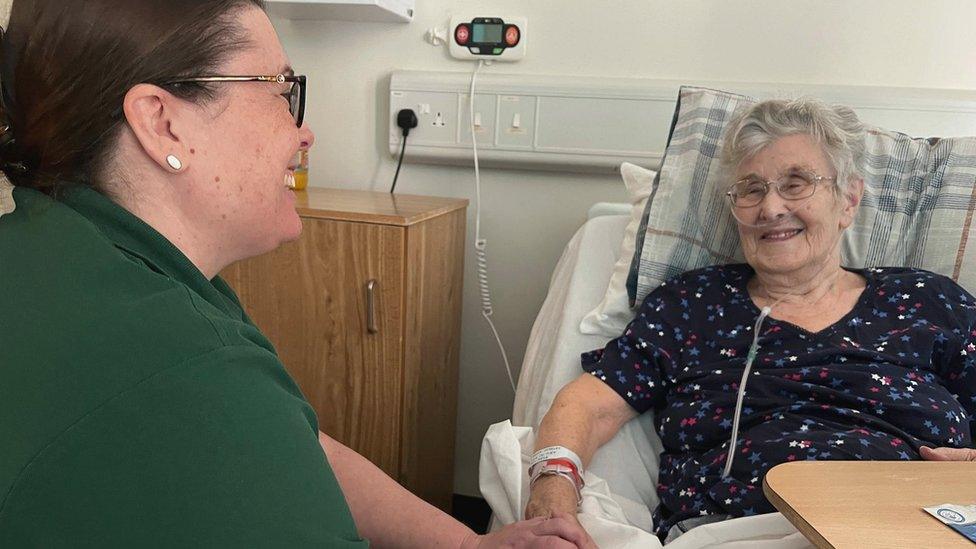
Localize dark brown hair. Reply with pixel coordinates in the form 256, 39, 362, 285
0, 0, 266, 193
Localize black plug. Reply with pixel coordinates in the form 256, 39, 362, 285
397, 108, 418, 137
391, 109, 418, 194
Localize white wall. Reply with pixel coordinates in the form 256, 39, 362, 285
272, 0, 976, 496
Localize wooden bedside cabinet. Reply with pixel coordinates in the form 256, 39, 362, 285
221, 188, 468, 511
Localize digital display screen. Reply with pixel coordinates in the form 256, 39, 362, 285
471, 23, 503, 44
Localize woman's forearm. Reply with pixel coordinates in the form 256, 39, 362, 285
319, 432, 476, 548
536, 395, 599, 464
526, 375, 637, 519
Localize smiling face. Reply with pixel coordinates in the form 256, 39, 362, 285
732, 133, 862, 279
179, 6, 315, 262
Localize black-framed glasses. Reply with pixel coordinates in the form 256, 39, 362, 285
726, 169, 836, 208
164, 74, 307, 127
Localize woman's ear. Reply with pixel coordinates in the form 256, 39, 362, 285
122, 84, 190, 173
839, 176, 864, 229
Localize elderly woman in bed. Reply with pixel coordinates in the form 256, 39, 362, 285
524, 98, 976, 541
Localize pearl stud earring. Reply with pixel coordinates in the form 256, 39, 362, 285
166, 154, 183, 171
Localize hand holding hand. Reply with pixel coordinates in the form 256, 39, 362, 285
461, 513, 597, 549
920, 446, 976, 461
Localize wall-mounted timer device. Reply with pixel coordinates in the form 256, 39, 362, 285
449, 16, 526, 61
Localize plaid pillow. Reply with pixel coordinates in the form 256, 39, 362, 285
627, 86, 976, 306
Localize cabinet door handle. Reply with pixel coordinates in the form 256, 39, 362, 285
366, 279, 379, 334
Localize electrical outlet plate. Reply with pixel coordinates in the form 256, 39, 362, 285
390, 90, 458, 147
449, 16, 526, 62
388, 70, 664, 173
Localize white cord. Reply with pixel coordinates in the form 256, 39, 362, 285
469, 60, 516, 394
470, 60, 485, 241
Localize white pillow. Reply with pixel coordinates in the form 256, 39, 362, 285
579, 162, 657, 337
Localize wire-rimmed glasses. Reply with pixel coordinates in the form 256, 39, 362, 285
726, 170, 835, 208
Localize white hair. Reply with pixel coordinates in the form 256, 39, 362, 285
721, 97, 867, 191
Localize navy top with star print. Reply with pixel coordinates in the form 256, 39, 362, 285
582, 264, 976, 539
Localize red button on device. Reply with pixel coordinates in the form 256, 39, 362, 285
505, 26, 520, 46
455, 24, 470, 45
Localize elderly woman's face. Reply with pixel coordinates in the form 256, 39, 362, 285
183, 6, 315, 259
732, 134, 860, 278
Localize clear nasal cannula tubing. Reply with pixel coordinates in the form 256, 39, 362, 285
722, 303, 775, 478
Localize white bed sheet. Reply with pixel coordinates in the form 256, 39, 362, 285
480, 213, 812, 548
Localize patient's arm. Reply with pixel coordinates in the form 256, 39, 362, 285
525, 374, 638, 520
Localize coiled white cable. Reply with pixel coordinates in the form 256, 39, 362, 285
469, 60, 516, 394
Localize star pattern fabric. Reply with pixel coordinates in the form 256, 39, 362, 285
581, 264, 976, 539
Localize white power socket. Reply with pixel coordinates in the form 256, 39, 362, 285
449, 16, 526, 62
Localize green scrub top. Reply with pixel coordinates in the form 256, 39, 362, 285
0, 185, 367, 547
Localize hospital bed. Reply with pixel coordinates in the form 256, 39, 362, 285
477, 83, 976, 547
